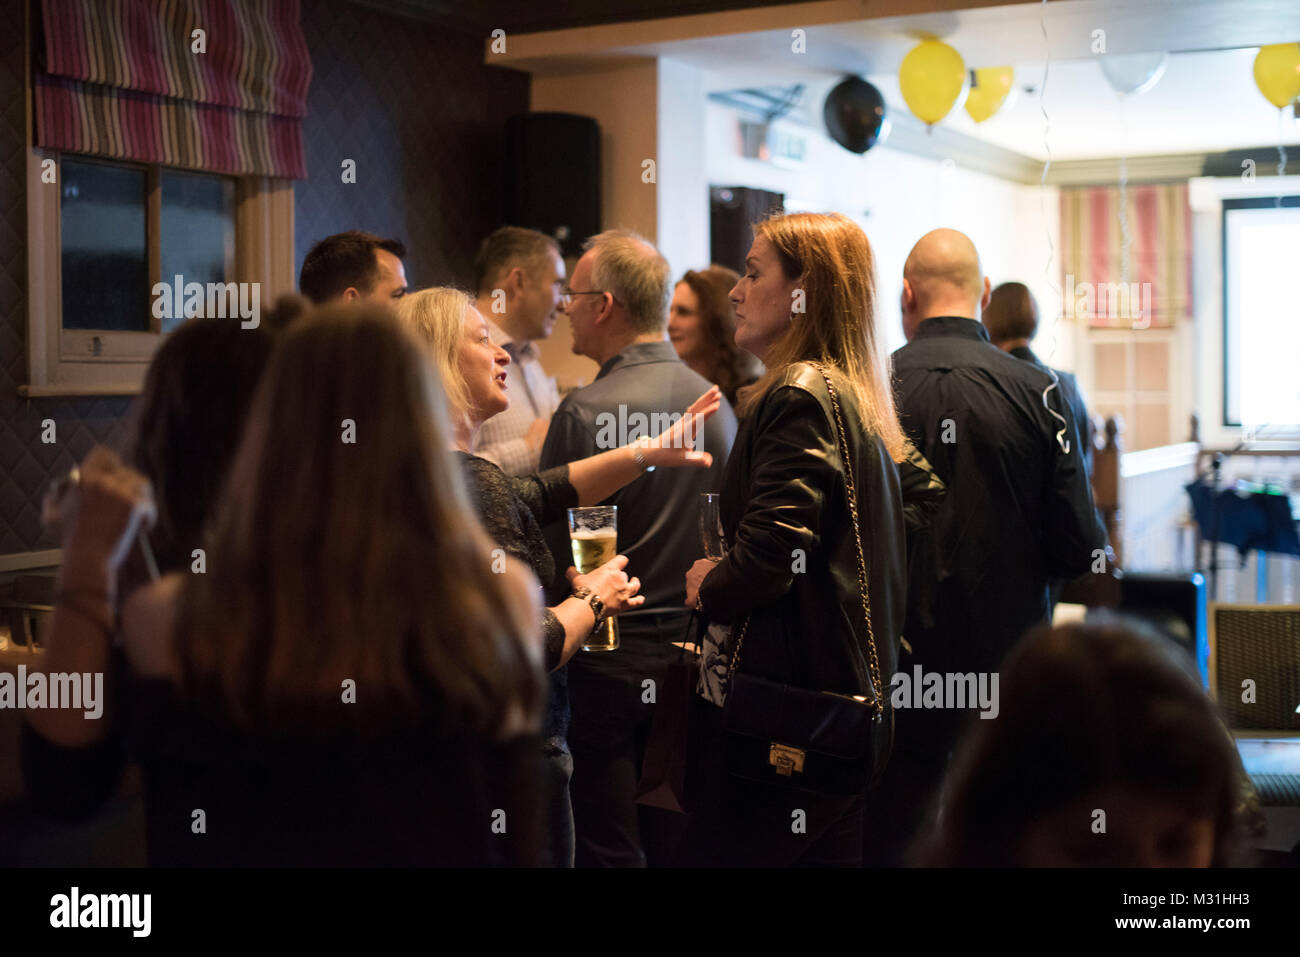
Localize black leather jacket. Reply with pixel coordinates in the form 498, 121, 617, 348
698, 362, 908, 713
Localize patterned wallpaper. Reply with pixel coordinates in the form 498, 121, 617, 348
0, 0, 529, 556
294, 0, 528, 289
0, 0, 134, 556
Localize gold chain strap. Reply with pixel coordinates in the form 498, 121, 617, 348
724, 361, 885, 716
812, 362, 885, 715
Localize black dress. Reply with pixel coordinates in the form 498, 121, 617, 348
456, 452, 581, 868
454, 453, 578, 739
22, 657, 544, 867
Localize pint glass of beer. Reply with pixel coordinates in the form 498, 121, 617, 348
567, 506, 619, 652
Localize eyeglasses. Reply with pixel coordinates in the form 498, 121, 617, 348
560, 288, 609, 308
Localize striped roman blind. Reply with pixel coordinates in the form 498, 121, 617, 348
1058, 183, 1193, 328
33, 0, 312, 178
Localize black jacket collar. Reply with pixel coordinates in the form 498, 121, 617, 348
912, 316, 990, 344
1008, 345, 1046, 368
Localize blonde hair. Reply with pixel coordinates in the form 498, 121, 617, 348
174, 305, 542, 738
743, 212, 905, 463
394, 287, 474, 428
584, 229, 671, 334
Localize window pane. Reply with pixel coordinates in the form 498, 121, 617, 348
160, 171, 236, 333
60, 158, 149, 331
1224, 201, 1300, 429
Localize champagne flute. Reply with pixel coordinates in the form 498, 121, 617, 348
699, 493, 726, 561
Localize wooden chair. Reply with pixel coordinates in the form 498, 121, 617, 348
1057, 413, 1123, 608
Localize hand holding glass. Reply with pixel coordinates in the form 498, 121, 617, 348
699, 493, 726, 561
568, 506, 620, 652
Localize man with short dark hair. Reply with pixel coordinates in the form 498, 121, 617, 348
298, 230, 408, 305
541, 229, 737, 868
471, 227, 566, 475
982, 281, 1096, 476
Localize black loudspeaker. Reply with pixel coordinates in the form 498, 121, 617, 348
1208, 605, 1300, 734
1118, 572, 1208, 679
710, 186, 784, 274
505, 113, 601, 258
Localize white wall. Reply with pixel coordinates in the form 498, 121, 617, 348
704, 102, 1066, 364
530, 61, 661, 389
657, 59, 709, 281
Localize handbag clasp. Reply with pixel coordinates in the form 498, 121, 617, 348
769, 743, 806, 776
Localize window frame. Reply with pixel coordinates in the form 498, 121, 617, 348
1219, 194, 1300, 432
23, 148, 295, 397
21, 11, 295, 398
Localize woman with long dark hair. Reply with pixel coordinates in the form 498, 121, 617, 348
680, 212, 908, 866
27, 306, 547, 865
668, 266, 763, 407
23, 306, 288, 834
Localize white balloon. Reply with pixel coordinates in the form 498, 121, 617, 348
1098, 52, 1169, 96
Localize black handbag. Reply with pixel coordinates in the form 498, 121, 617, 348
721, 361, 887, 796
634, 614, 702, 814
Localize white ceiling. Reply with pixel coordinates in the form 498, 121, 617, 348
870, 46, 1297, 161
515, 0, 1300, 161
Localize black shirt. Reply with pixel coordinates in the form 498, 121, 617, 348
1007, 345, 1095, 477
892, 316, 1106, 672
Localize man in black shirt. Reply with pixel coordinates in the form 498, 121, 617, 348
541, 230, 737, 867
863, 229, 1105, 865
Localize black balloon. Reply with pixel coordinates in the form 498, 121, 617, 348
823, 76, 887, 154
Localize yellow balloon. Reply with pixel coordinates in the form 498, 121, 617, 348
1253, 43, 1300, 108
899, 40, 967, 126
965, 66, 1014, 123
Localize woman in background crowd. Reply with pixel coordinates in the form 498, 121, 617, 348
397, 286, 724, 672
26, 306, 546, 865
124, 302, 299, 581
922, 617, 1258, 867
24, 305, 291, 826
395, 286, 720, 866
681, 212, 908, 866
669, 266, 763, 408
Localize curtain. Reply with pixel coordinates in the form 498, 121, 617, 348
33, 0, 312, 178
1058, 183, 1193, 328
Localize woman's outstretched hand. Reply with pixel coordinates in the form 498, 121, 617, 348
640, 385, 722, 469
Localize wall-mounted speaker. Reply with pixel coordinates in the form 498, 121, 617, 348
709, 186, 784, 275
1208, 604, 1300, 734
505, 113, 601, 258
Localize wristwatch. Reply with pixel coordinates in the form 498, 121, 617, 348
633, 438, 655, 473
571, 585, 608, 633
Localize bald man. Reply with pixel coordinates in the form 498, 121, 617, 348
864, 229, 1105, 866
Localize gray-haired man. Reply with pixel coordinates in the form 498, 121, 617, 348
541, 229, 738, 868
